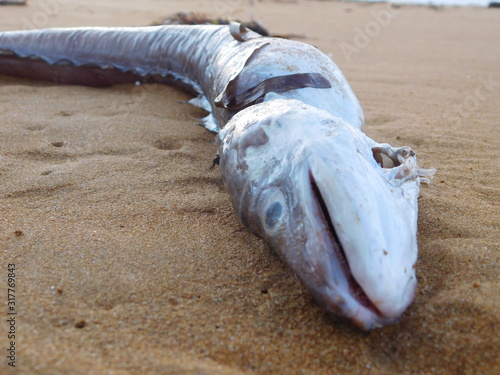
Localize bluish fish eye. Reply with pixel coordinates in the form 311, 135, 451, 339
265, 202, 282, 228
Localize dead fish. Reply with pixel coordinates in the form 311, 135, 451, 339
0, 24, 434, 329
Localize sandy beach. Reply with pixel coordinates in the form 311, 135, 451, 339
0, 0, 498, 374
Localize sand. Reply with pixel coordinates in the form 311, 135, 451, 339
0, 1, 498, 374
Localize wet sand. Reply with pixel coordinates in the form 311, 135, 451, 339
0, 1, 498, 374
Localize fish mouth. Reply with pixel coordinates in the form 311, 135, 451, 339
308, 171, 387, 328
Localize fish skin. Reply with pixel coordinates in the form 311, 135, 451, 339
0, 25, 362, 131
0, 24, 433, 329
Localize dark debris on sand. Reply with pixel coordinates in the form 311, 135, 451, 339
0, 0, 26, 5
151, 12, 270, 36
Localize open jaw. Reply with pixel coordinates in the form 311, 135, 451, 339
308, 171, 392, 329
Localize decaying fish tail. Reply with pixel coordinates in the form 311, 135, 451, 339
0, 23, 434, 329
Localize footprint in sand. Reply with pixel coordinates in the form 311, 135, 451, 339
152, 136, 183, 151
20, 122, 46, 132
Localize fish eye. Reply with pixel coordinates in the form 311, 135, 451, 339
265, 201, 282, 228
258, 188, 287, 234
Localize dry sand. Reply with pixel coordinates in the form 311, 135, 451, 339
0, 0, 498, 374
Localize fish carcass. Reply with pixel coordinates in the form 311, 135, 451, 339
0, 23, 434, 329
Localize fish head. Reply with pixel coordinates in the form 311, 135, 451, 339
217, 99, 428, 329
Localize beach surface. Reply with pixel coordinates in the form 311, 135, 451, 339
0, 1, 498, 374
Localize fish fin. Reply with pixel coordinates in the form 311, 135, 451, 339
196, 113, 220, 133
215, 73, 331, 112
183, 94, 219, 132
183, 94, 211, 112
0, 51, 146, 87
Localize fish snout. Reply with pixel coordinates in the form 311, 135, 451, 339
306, 143, 420, 326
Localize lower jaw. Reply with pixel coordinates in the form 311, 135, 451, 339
350, 307, 397, 330
314, 288, 397, 330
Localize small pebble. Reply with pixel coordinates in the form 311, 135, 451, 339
75, 320, 86, 329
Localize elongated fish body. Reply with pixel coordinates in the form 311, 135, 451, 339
0, 25, 361, 131
0, 24, 433, 329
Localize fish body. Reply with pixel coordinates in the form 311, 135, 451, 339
0, 25, 361, 131
0, 24, 433, 329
